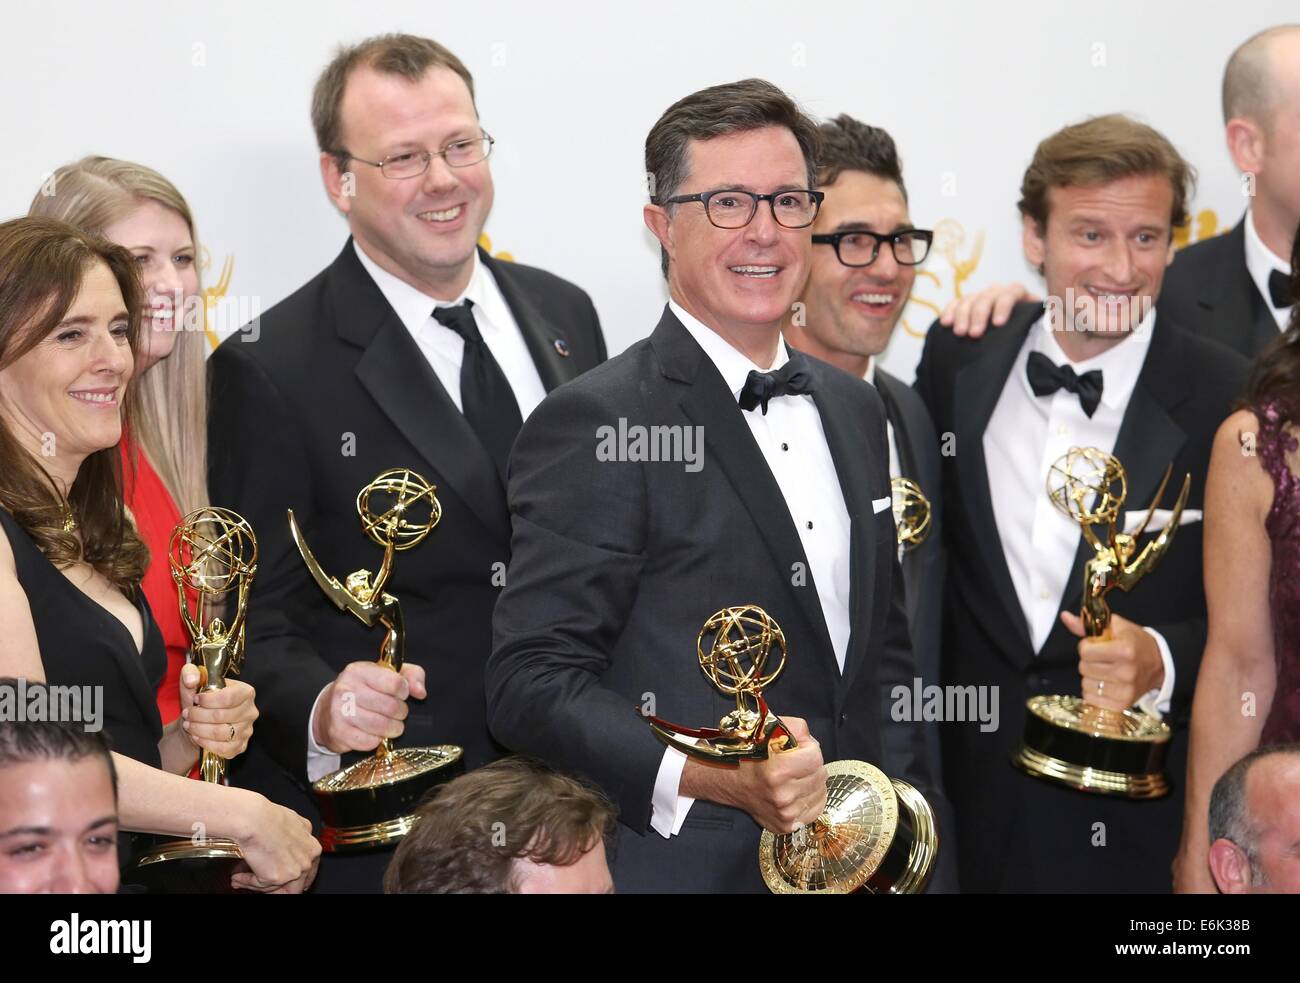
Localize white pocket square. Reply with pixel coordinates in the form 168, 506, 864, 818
872, 496, 892, 514
1123, 508, 1202, 536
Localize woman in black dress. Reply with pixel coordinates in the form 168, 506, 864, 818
0, 216, 319, 892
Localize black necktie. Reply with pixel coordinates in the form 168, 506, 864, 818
432, 300, 523, 481
1268, 268, 1295, 309
737, 354, 816, 415
1026, 351, 1104, 418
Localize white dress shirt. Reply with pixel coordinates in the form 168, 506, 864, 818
306, 242, 549, 781
983, 310, 1175, 717
1244, 207, 1294, 332
650, 300, 855, 837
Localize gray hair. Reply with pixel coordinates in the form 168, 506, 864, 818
1208, 742, 1300, 885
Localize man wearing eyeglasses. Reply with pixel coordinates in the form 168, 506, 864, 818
784, 115, 956, 892
207, 33, 606, 892
486, 79, 932, 892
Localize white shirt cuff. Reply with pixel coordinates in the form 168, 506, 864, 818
649, 744, 696, 838
1136, 627, 1176, 719
306, 685, 341, 783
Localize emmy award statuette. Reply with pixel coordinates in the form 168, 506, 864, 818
644, 605, 938, 894
890, 476, 931, 552
288, 468, 464, 852
129, 507, 258, 893
1012, 447, 1190, 798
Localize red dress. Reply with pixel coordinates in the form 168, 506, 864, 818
121, 437, 193, 725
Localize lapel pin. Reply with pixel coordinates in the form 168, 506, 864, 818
553, 338, 571, 357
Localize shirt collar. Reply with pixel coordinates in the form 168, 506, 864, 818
1244, 206, 1292, 312
352, 239, 487, 336
863, 356, 877, 387
1024, 305, 1155, 411
669, 299, 789, 399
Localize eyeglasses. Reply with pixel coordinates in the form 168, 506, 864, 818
660, 189, 825, 229
812, 228, 934, 267
336, 134, 495, 179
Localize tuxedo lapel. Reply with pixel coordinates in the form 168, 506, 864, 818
651, 310, 840, 677
330, 243, 510, 542
1057, 318, 1190, 616
952, 308, 1037, 657
482, 249, 584, 392
1204, 222, 1278, 353
813, 369, 878, 692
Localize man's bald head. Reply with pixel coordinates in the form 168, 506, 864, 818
1223, 24, 1300, 129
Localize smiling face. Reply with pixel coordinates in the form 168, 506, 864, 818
647, 126, 813, 358
323, 65, 493, 300
797, 169, 916, 366
0, 757, 119, 894
0, 260, 134, 486
101, 199, 198, 375
1025, 173, 1176, 342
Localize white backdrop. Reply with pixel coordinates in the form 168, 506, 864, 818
1, 0, 1292, 380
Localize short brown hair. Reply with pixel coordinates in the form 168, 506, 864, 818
1017, 114, 1195, 235
645, 78, 821, 276
383, 757, 616, 894
311, 33, 477, 158
817, 114, 907, 200
0, 217, 149, 590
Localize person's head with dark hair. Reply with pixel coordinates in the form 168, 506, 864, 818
313, 33, 494, 302
0, 679, 119, 894
1016, 114, 1195, 352
384, 756, 616, 894
1208, 742, 1300, 893
643, 79, 822, 360
786, 115, 930, 378
1221, 25, 1300, 264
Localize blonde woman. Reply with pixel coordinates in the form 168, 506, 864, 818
30, 157, 213, 726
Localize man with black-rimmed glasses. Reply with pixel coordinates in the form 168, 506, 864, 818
785, 115, 957, 891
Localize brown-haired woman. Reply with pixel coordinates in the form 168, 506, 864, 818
1174, 224, 1300, 893
30, 157, 212, 727
0, 217, 318, 892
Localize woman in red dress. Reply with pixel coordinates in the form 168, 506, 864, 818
30, 159, 236, 733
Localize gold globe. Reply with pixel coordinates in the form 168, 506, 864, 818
168, 507, 258, 596
890, 477, 932, 552
696, 605, 787, 698
1046, 447, 1127, 527
356, 468, 441, 551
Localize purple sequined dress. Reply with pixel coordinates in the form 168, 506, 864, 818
1257, 401, 1300, 746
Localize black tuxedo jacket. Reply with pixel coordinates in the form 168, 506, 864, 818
914, 302, 1248, 893
1159, 217, 1281, 358
873, 367, 958, 889
207, 241, 605, 887
486, 307, 937, 893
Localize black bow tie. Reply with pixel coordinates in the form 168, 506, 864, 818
1026, 351, 1104, 418
1269, 268, 1295, 309
738, 354, 815, 414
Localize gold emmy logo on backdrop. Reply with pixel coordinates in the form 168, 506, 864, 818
131, 507, 258, 893
288, 468, 464, 852
1173, 209, 1222, 252
643, 605, 938, 893
199, 245, 234, 351
1013, 447, 1190, 798
477, 231, 513, 262
890, 476, 931, 552
901, 218, 984, 339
